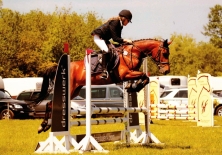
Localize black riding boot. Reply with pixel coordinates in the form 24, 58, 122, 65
100, 52, 110, 79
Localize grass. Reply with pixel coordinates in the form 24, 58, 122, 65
1, 117, 222, 155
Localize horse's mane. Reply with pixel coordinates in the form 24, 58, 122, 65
132, 38, 163, 43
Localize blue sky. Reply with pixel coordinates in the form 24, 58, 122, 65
2, 0, 222, 42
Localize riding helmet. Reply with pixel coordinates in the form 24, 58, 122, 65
119, 9, 132, 23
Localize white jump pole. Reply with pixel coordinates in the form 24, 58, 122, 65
75, 49, 107, 153
143, 58, 161, 144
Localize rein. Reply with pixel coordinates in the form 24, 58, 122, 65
120, 44, 142, 69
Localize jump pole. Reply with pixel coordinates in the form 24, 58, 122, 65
122, 59, 161, 145
143, 58, 161, 144
143, 58, 150, 143
74, 49, 108, 153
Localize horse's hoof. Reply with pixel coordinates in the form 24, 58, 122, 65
135, 84, 144, 92
44, 125, 51, 132
38, 126, 44, 134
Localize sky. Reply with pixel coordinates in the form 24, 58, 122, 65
2, 0, 222, 42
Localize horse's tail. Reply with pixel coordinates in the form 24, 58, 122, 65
35, 64, 58, 103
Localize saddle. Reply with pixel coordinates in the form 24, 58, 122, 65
84, 48, 120, 74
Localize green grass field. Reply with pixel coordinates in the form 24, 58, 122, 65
1, 117, 222, 155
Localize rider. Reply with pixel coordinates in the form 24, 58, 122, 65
91, 9, 133, 79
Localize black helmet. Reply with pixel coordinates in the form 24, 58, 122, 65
119, 9, 132, 23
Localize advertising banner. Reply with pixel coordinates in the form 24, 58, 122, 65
51, 54, 69, 132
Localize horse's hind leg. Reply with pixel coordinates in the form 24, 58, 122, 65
38, 101, 52, 134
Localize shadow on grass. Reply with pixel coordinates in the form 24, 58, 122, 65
112, 142, 191, 150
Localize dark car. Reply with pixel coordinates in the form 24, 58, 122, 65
0, 90, 34, 119
16, 89, 91, 118
16, 89, 52, 118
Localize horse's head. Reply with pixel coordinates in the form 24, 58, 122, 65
155, 39, 171, 75
132, 39, 171, 75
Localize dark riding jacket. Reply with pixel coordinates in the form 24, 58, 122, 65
91, 19, 124, 44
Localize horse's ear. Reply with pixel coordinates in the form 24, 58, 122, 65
167, 38, 173, 45
164, 39, 172, 47
168, 40, 172, 45
163, 39, 168, 47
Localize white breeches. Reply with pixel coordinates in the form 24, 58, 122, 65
93, 35, 109, 52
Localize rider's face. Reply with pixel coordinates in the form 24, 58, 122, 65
122, 17, 129, 26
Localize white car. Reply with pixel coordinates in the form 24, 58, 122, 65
160, 88, 222, 116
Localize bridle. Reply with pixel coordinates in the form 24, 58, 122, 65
121, 40, 169, 69
151, 43, 170, 66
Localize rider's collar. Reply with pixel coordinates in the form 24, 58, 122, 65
120, 19, 123, 26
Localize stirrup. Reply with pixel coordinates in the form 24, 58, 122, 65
100, 71, 109, 79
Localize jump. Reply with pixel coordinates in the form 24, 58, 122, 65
36, 38, 171, 133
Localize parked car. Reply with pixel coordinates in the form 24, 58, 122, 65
0, 90, 34, 119
0, 76, 34, 119
16, 89, 51, 118
160, 88, 222, 116
79, 84, 123, 107
17, 84, 126, 118
16, 89, 87, 118
71, 96, 96, 118
78, 84, 124, 118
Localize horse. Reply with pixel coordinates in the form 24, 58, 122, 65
37, 38, 171, 133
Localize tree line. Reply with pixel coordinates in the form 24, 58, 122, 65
0, 7, 103, 77
0, 4, 222, 78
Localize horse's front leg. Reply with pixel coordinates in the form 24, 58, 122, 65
38, 101, 52, 134
124, 71, 149, 92
133, 75, 149, 92
133, 73, 149, 88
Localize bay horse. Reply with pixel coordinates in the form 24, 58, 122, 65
37, 38, 171, 133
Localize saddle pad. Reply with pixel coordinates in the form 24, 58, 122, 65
84, 51, 120, 74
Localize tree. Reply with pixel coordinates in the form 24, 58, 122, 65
0, 7, 103, 78
153, 33, 222, 77
0, 0, 2, 10
0, 9, 25, 77
202, 4, 222, 48
168, 33, 198, 76
197, 42, 222, 76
